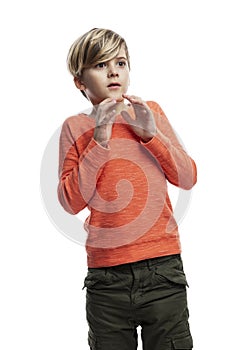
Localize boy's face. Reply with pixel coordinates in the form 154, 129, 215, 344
78, 46, 130, 105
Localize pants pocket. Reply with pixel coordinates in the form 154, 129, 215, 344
172, 334, 193, 349
154, 256, 189, 287
88, 330, 98, 350
82, 268, 114, 290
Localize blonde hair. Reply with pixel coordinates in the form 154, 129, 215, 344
67, 28, 130, 83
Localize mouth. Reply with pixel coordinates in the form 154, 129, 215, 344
107, 82, 121, 88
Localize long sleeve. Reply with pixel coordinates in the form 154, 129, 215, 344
57, 116, 110, 214
57, 105, 197, 268
141, 101, 197, 190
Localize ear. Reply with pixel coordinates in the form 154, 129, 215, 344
74, 77, 86, 91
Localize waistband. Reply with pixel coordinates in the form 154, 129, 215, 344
89, 254, 181, 272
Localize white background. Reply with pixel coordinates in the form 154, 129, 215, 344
1, 0, 232, 349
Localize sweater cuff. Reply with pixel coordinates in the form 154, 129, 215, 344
80, 137, 110, 170
140, 130, 171, 157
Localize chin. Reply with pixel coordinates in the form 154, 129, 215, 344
116, 97, 124, 102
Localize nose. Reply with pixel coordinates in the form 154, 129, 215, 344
107, 66, 119, 78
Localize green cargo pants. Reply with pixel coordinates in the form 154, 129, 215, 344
83, 254, 193, 350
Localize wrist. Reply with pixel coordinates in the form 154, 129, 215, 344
141, 136, 153, 143
94, 125, 112, 148
98, 140, 109, 149
93, 137, 109, 149
141, 131, 156, 143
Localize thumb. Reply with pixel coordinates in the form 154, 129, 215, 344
121, 110, 130, 121
121, 110, 135, 124
121, 110, 138, 129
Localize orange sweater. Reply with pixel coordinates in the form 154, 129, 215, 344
58, 101, 197, 267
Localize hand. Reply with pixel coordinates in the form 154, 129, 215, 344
92, 98, 117, 147
121, 94, 157, 142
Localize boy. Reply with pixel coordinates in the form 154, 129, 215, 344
58, 28, 197, 350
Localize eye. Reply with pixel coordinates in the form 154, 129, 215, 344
95, 62, 106, 69
117, 60, 127, 67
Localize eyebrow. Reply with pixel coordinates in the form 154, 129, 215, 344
115, 56, 127, 60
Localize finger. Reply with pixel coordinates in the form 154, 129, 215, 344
99, 105, 117, 126
93, 98, 116, 114
99, 99, 117, 116
123, 95, 149, 113
99, 97, 117, 105
122, 94, 144, 105
121, 110, 137, 127
115, 96, 124, 102
133, 104, 149, 116
96, 98, 117, 113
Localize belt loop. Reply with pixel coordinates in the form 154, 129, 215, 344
147, 259, 152, 271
